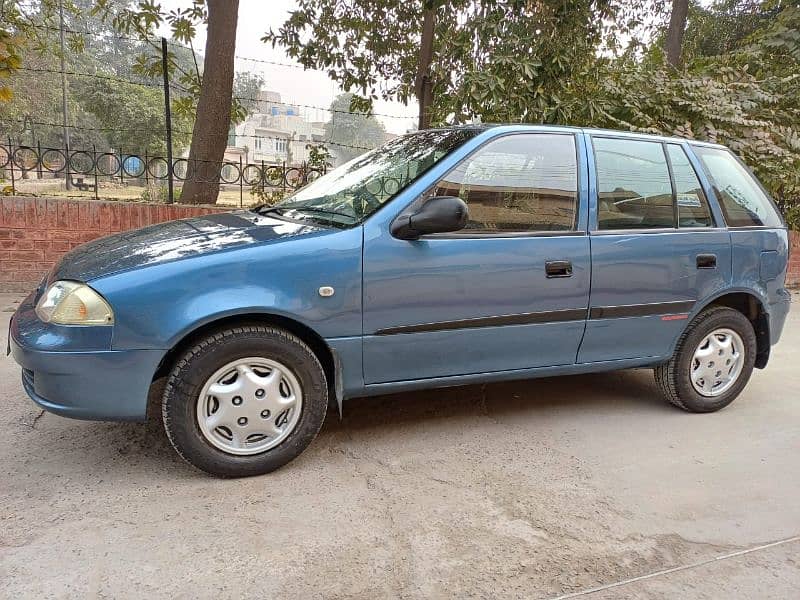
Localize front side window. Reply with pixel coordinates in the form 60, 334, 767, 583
666, 144, 713, 228
692, 145, 782, 227
594, 138, 673, 230
258, 128, 480, 227
428, 133, 578, 233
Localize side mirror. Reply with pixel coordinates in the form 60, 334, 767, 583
391, 196, 469, 240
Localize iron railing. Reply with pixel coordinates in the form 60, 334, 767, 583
0, 140, 328, 205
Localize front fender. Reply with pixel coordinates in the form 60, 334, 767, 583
92, 226, 363, 351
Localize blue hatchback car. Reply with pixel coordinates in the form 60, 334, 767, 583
9, 125, 791, 476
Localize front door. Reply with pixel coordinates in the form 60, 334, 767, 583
362, 132, 591, 384
578, 135, 732, 363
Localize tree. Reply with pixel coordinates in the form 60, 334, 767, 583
233, 71, 265, 117
95, 0, 241, 204
324, 93, 386, 163
600, 2, 800, 209
665, 0, 689, 66
679, 0, 784, 61
415, 2, 436, 128
264, 0, 658, 126
305, 143, 332, 170
0, 27, 23, 102
180, 0, 238, 204
72, 77, 192, 154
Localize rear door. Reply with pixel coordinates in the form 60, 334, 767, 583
579, 134, 732, 363
362, 131, 591, 384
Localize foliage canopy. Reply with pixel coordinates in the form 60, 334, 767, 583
268, 0, 800, 213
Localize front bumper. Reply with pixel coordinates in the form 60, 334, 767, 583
9, 293, 163, 422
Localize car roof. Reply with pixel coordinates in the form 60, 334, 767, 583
430, 123, 727, 149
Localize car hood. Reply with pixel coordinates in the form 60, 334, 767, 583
50, 210, 326, 282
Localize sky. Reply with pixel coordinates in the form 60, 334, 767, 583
160, 0, 419, 134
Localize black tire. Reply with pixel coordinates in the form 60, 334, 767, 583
654, 306, 757, 413
162, 325, 328, 477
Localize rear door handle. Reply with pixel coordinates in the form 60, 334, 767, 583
696, 254, 717, 269
545, 260, 573, 278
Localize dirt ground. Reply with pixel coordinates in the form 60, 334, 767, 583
9, 178, 262, 206
1, 291, 798, 599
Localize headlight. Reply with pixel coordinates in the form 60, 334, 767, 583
35, 281, 114, 325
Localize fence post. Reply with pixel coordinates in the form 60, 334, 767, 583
92, 144, 99, 200
64, 143, 71, 192
119, 148, 124, 185
239, 155, 243, 207
261, 159, 265, 199
37, 140, 43, 179
282, 160, 287, 197
144, 149, 149, 188
8, 137, 15, 195
161, 37, 175, 204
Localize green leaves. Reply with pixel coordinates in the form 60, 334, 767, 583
324, 93, 386, 162
266, 0, 799, 220
264, 0, 660, 127
1, 5, 31, 101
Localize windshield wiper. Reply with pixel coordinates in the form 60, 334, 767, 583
285, 206, 355, 220
252, 206, 287, 216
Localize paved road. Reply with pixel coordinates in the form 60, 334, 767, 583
1, 291, 798, 599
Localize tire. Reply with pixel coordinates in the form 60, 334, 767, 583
654, 306, 757, 413
162, 325, 328, 477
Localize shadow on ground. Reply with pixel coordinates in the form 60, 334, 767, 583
14, 368, 670, 478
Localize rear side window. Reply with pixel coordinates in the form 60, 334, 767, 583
666, 144, 713, 228
594, 138, 673, 230
430, 133, 578, 233
692, 146, 782, 227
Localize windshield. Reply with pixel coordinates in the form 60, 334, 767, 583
254, 128, 481, 227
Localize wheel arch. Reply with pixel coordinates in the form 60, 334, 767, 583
150, 311, 337, 415
692, 290, 770, 369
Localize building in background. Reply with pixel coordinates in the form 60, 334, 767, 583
224, 89, 400, 169
231, 90, 326, 167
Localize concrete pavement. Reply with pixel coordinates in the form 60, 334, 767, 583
1, 291, 798, 599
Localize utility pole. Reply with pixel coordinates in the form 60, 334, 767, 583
161, 37, 175, 203
58, 0, 71, 189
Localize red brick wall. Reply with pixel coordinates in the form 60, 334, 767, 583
2, 196, 799, 293
788, 230, 800, 288
1, 196, 232, 293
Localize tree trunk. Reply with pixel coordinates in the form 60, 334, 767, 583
415, 3, 436, 130
665, 0, 689, 68
180, 0, 239, 204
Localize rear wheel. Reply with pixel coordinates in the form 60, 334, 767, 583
162, 325, 328, 477
655, 306, 757, 413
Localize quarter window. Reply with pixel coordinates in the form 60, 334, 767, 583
692, 145, 782, 227
429, 133, 578, 233
594, 138, 673, 230
666, 144, 713, 228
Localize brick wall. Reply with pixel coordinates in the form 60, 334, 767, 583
2, 195, 799, 293
1, 196, 232, 293
788, 230, 800, 288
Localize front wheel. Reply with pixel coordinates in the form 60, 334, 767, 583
654, 306, 757, 413
162, 325, 328, 477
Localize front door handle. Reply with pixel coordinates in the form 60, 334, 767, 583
696, 254, 717, 269
545, 260, 573, 278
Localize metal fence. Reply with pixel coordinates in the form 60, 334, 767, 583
0, 140, 328, 206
